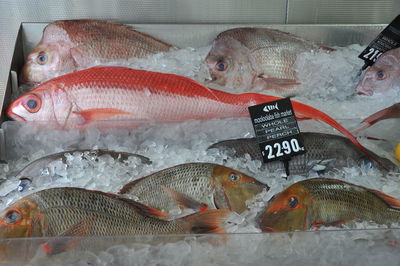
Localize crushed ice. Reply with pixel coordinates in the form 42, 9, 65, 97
4, 42, 400, 264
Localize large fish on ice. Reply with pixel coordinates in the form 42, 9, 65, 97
119, 163, 267, 214
205, 27, 333, 94
208, 132, 397, 175
356, 47, 400, 96
0, 187, 231, 263
259, 178, 400, 232
7, 66, 368, 158
20, 19, 173, 85
13, 149, 151, 192
354, 103, 400, 133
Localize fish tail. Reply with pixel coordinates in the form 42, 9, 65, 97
181, 209, 232, 234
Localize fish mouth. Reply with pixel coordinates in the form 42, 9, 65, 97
7, 109, 26, 121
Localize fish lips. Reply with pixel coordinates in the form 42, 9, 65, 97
7, 103, 27, 121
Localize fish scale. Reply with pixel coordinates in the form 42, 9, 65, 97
301, 179, 400, 225
120, 164, 217, 212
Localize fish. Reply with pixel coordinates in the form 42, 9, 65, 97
356, 47, 400, 96
259, 178, 400, 232
7, 66, 370, 161
0, 187, 231, 263
119, 163, 267, 214
353, 103, 400, 133
13, 149, 151, 192
205, 27, 333, 93
208, 132, 398, 175
20, 19, 173, 85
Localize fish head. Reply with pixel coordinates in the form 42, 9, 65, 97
205, 36, 256, 89
355, 49, 400, 96
259, 183, 311, 232
212, 165, 268, 213
20, 42, 76, 85
0, 198, 43, 262
7, 84, 68, 125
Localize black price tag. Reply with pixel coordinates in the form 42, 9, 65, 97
248, 98, 306, 164
359, 15, 400, 67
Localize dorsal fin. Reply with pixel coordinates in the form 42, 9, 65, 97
119, 178, 144, 194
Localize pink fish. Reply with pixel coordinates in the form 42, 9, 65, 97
20, 20, 173, 85
8, 66, 368, 156
356, 47, 400, 95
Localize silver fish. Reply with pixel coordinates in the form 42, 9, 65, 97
15, 149, 151, 192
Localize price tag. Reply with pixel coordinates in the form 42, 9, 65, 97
358, 15, 400, 68
248, 98, 306, 165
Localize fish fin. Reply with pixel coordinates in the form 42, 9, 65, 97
213, 188, 231, 210
182, 209, 232, 234
42, 216, 95, 256
161, 185, 209, 212
368, 189, 400, 209
119, 178, 143, 194
257, 75, 300, 90
73, 108, 130, 121
51, 86, 73, 126
320, 45, 336, 51
118, 197, 169, 219
310, 218, 355, 229
70, 47, 93, 67
327, 218, 355, 227
362, 104, 400, 126
310, 159, 335, 172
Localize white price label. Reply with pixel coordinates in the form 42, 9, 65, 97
262, 138, 304, 159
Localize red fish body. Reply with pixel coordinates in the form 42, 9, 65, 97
8, 66, 365, 154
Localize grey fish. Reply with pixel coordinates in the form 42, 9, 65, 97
15, 149, 151, 192
208, 132, 397, 175
120, 163, 267, 215
0, 187, 231, 262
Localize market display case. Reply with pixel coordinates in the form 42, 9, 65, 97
0, 1, 399, 265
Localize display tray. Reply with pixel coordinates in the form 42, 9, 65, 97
0, 23, 399, 265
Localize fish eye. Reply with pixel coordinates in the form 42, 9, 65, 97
23, 94, 41, 113
5, 210, 21, 224
229, 173, 240, 182
36, 51, 47, 65
27, 99, 37, 109
288, 197, 298, 208
359, 159, 374, 169
376, 70, 385, 80
216, 61, 227, 71
18, 178, 32, 192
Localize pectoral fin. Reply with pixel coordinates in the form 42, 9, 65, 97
41, 216, 95, 256
182, 209, 232, 234
70, 47, 93, 68
73, 108, 130, 121
161, 186, 208, 212
257, 75, 300, 90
